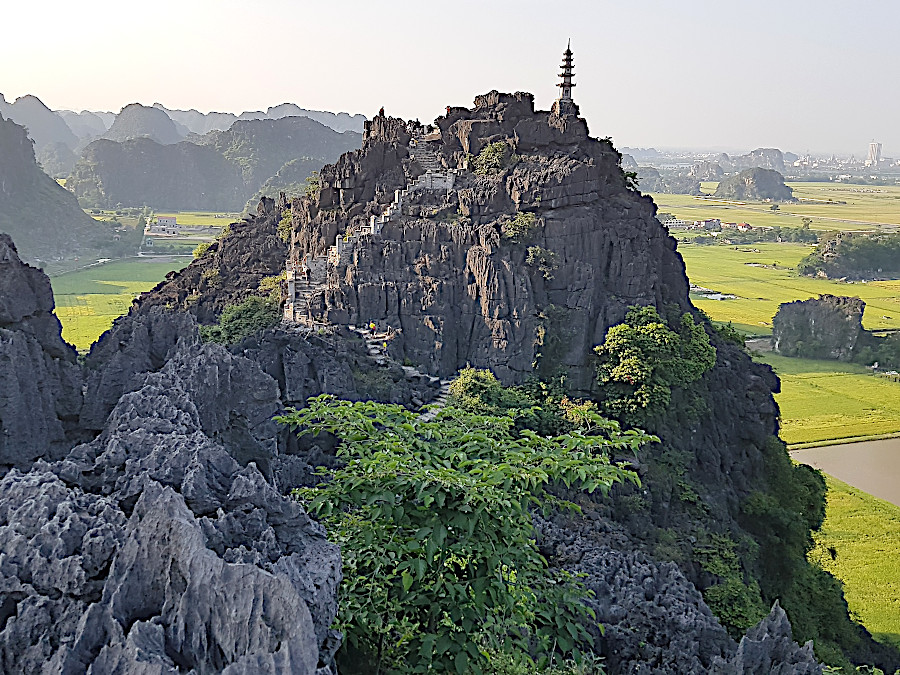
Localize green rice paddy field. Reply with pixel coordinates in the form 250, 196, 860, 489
53, 258, 190, 349
755, 354, 900, 446
812, 475, 900, 649
681, 243, 900, 334
652, 182, 900, 231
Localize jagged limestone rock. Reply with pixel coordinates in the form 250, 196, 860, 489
0, 342, 341, 674
0, 234, 82, 468
773, 295, 868, 360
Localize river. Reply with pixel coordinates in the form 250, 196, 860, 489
790, 439, 900, 507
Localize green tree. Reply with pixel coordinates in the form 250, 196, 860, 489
278, 396, 650, 674
305, 170, 321, 197
594, 306, 716, 425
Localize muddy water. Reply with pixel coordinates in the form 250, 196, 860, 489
790, 439, 900, 507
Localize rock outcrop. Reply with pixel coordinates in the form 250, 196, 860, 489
0, 235, 82, 469
772, 295, 868, 360
289, 92, 690, 391
0, 329, 342, 674
714, 168, 794, 202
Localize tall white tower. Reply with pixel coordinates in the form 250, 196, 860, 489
866, 142, 883, 166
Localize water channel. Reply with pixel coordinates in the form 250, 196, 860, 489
790, 438, 900, 507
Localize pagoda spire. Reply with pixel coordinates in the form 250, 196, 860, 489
553, 40, 579, 117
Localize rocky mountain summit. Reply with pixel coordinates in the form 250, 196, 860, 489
287, 92, 691, 391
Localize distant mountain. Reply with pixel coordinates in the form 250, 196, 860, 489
102, 103, 186, 145
152, 102, 366, 135
36, 141, 78, 178
636, 166, 701, 195
713, 167, 795, 201
0, 114, 122, 272
0, 94, 78, 152
194, 116, 361, 191
68, 116, 362, 210
720, 148, 786, 173
265, 103, 366, 133
68, 137, 245, 210
58, 110, 110, 139
152, 104, 236, 135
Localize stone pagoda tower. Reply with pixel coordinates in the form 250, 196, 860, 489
552, 40, 579, 117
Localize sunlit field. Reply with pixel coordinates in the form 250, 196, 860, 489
651, 182, 900, 231
811, 475, 900, 649
680, 243, 900, 334
53, 258, 190, 349
755, 354, 900, 445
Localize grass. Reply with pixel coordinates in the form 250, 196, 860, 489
810, 474, 900, 650
680, 243, 900, 333
652, 182, 900, 232
52, 258, 190, 349
755, 353, 900, 446
154, 211, 239, 227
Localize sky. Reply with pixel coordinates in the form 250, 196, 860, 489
1, 0, 897, 156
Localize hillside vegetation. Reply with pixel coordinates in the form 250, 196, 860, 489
799, 232, 900, 280
68, 116, 361, 210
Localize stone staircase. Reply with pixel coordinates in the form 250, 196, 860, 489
349, 325, 453, 420
283, 256, 327, 324
283, 136, 459, 326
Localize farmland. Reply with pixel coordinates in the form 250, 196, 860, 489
755, 354, 900, 446
53, 257, 191, 350
811, 475, 900, 649
651, 182, 900, 232
680, 243, 900, 334
153, 211, 239, 227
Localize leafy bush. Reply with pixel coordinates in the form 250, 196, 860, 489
257, 273, 284, 294
199, 295, 280, 344
594, 306, 716, 425
526, 246, 560, 280
474, 141, 515, 176
504, 212, 539, 243
277, 214, 293, 243
192, 241, 211, 259
305, 170, 321, 197
278, 396, 650, 674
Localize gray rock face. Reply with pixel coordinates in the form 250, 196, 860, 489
290, 92, 689, 391
537, 517, 822, 675
0, 342, 341, 674
711, 603, 822, 674
80, 306, 199, 432
0, 234, 82, 469
773, 295, 868, 360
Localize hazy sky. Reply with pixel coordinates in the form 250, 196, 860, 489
2, 0, 897, 155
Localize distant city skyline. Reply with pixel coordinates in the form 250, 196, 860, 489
4, 0, 898, 156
